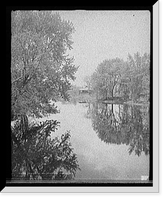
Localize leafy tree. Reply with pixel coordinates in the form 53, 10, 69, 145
90, 71, 105, 100
11, 11, 78, 120
90, 52, 150, 103
12, 117, 80, 180
125, 52, 150, 102
85, 53, 150, 104
90, 58, 124, 100
68, 85, 80, 101
11, 11, 79, 181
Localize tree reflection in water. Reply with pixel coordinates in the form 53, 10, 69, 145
90, 103, 150, 156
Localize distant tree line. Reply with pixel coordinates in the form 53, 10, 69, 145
86, 52, 150, 103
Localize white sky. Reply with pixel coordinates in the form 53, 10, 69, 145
58, 10, 150, 87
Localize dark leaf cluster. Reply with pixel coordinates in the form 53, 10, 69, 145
12, 116, 80, 180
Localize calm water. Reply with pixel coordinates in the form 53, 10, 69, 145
44, 102, 150, 181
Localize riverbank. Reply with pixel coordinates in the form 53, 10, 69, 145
124, 101, 150, 106
68, 92, 150, 106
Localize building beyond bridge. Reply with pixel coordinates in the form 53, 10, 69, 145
79, 87, 92, 94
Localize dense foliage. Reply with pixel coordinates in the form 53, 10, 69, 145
11, 11, 78, 119
88, 52, 150, 103
12, 116, 79, 180
11, 11, 79, 180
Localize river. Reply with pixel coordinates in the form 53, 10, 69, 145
41, 101, 150, 181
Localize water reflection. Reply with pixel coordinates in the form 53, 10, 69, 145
49, 102, 150, 180
89, 103, 150, 157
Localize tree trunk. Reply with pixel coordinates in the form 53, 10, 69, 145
112, 82, 116, 98
111, 86, 115, 98
105, 89, 107, 100
112, 89, 114, 98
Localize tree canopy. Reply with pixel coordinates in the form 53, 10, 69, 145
11, 11, 80, 181
11, 11, 78, 120
89, 53, 150, 103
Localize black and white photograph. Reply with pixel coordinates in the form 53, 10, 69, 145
4, 3, 159, 193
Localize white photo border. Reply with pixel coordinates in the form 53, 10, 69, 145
3, 2, 159, 193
